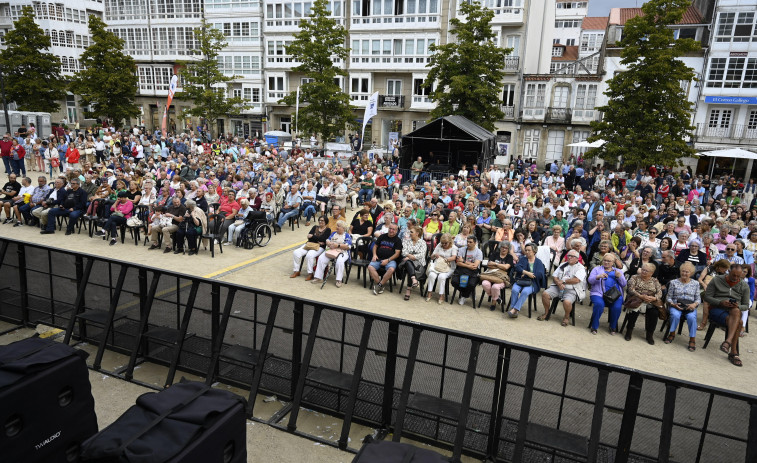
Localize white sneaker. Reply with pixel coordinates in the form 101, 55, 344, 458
458, 297, 466, 305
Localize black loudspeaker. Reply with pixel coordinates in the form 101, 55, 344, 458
80, 380, 247, 463
0, 336, 98, 463
352, 439, 451, 463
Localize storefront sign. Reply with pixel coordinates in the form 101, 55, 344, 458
704, 96, 757, 105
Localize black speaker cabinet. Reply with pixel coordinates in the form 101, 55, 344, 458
353, 439, 451, 463
0, 336, 98, 463
80, 380, 247, 463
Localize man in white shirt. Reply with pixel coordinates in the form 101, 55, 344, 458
540, 250, 586, 325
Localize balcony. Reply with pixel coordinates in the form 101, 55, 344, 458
546, 107, 572, 124
491, 7, 524, 25
500, 105, 515, 119
694, 123, 757, 144
379, 95, 405, 109
351, 13, 441, 31
504, 56, 519, 72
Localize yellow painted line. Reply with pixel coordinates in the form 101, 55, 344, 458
201, 240, 306, 279
39, 328, 63, 339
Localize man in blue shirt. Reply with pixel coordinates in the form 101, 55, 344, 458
275, 182, 302, 231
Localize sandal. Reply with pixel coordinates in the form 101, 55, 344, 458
590, 329, 597, 335
507, 310, 518, 318
411, 280, 419, 288
664, 334, 675, 344
719, 341, 731, 354
729, 353, 743, 367
561, 318, 570, 327
537, 315, 546, 321
697, 322, 707, 331
403, 292, 410, 301
688, 341, 696, 352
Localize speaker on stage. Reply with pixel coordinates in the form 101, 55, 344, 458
80, 380, 247, 463
0, 336, 98, 463
352, 438, 451, 463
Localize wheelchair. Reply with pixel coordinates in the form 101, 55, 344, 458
236, 211, 273, 249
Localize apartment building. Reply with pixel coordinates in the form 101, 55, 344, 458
600, 3, 710, 172
553, 0, 587, 46
692, 0, 757, 180
0, 0, 105, 124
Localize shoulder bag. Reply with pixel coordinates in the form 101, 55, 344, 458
432, 257, 451, 274
304, 242, 320, 251
601, 278, 622, 306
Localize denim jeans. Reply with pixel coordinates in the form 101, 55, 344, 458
510, 283, 535, 311
590, 295, 623, 331
277, 208, 300, 227
358, 188, 373, 204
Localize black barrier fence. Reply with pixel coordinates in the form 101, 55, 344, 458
0, 237, 755, 463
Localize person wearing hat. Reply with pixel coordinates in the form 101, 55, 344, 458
95, 190, 134, 245
540, 249, 586, 326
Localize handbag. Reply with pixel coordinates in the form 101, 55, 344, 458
84, 148, 94, 155
111, 211, 124, 218
432, 257, 451, 273
515, 277, 532, 287
480, 268, 508, 285
304, 242, 320, 251
325, 249, 341, 259
126, 217, 142, 227
51, 158, 60, 167
602, 279, 622, 306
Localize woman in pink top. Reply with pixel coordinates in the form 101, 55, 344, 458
96, 191, 134, 245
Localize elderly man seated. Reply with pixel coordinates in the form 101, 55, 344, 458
703, 264, 750, 367
539, 249, 586, 326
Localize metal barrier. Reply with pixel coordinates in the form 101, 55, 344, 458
0, 237, 755, 463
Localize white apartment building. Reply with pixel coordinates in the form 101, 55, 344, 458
0, 0, 104, 124
553, 0, 587, 46
600, 4, 710, 172
692, 0, 757, 181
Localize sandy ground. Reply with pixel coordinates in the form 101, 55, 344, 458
1, 207, 756, 462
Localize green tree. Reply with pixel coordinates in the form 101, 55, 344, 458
176, 19, 249, 133
0, 6, 67, 112
589, 0, 699, 169
280, 0, 356, 141
70, 15, 139, 125
424, 1, 509, 132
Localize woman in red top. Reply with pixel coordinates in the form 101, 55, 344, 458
217, 188, 240, 241
65, 142, 81, 171
10, 138, 25, 176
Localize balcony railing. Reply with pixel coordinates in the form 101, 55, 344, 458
694, 123, 757, 143
546, 107, 572, 124
351, 13, 440, 27
504, 56, 519, 71
501, 105, 515, 119
379, 95, 405, 109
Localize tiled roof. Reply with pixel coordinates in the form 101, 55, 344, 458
551, 45, 579, 62
609, 5, 703, 26
581, 16, 608, 30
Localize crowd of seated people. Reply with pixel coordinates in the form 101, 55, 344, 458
3, 128, 757, 366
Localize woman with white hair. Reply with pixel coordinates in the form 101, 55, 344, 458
226, 198, 253, 245
139, 178, 157, 206
312, 220, 352, 287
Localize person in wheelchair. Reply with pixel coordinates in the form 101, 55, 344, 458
235, 209, 271, 248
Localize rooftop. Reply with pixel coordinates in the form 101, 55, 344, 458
581, 16, 608, 30
608, 5, 703, 26
551, 45, 579, 62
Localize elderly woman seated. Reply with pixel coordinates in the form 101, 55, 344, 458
481, 241, 513, 311
225, 198, 254, 245
587, 253, 627, 334
175, 199, 207, 255
312, 220, 352, 287
665, 262, 701, 351
425, 233, 458, 304
292, 215, 331, 280
623, 262, 664, 344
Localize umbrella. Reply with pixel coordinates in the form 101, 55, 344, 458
696, 148, 757, 160
567, 139, 606, 148
263, 130, 292, 138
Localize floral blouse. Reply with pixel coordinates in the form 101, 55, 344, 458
625, 275, 662, 313
402, 238, 427, 266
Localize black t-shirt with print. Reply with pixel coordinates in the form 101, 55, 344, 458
374, 233, 402, 261
1, 181, 21, 200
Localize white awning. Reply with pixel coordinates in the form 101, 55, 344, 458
696, 148, 757, 160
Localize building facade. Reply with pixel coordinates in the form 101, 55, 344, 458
0, 0, 105, 124
691, 0, 757, 180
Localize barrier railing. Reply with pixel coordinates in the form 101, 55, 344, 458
0, 237, 755, 462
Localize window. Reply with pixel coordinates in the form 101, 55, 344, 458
580, 33, 603, 53
574, 84, 597, 118
252, 88, 261, 103
715, 12, 756, 42
502, 84, 515, 107
301, 77, 314, 85
268, 76, 286, 100
412, 78, 432, 103
571, 130, 590, 157
552, 86, 569, 108
551, 46, 563, 57
350, 77, 370, 100
387, 79, 402, 95
546, 130, 565, 163
505, 35, 520, 56
566, 38, 576, 46
555, 20, 581, 28
524, 83, 546, 116
523, 129, 539, 158
746, 110, 757, 138
705, 109, 733, 137
707, 57, 757, 88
